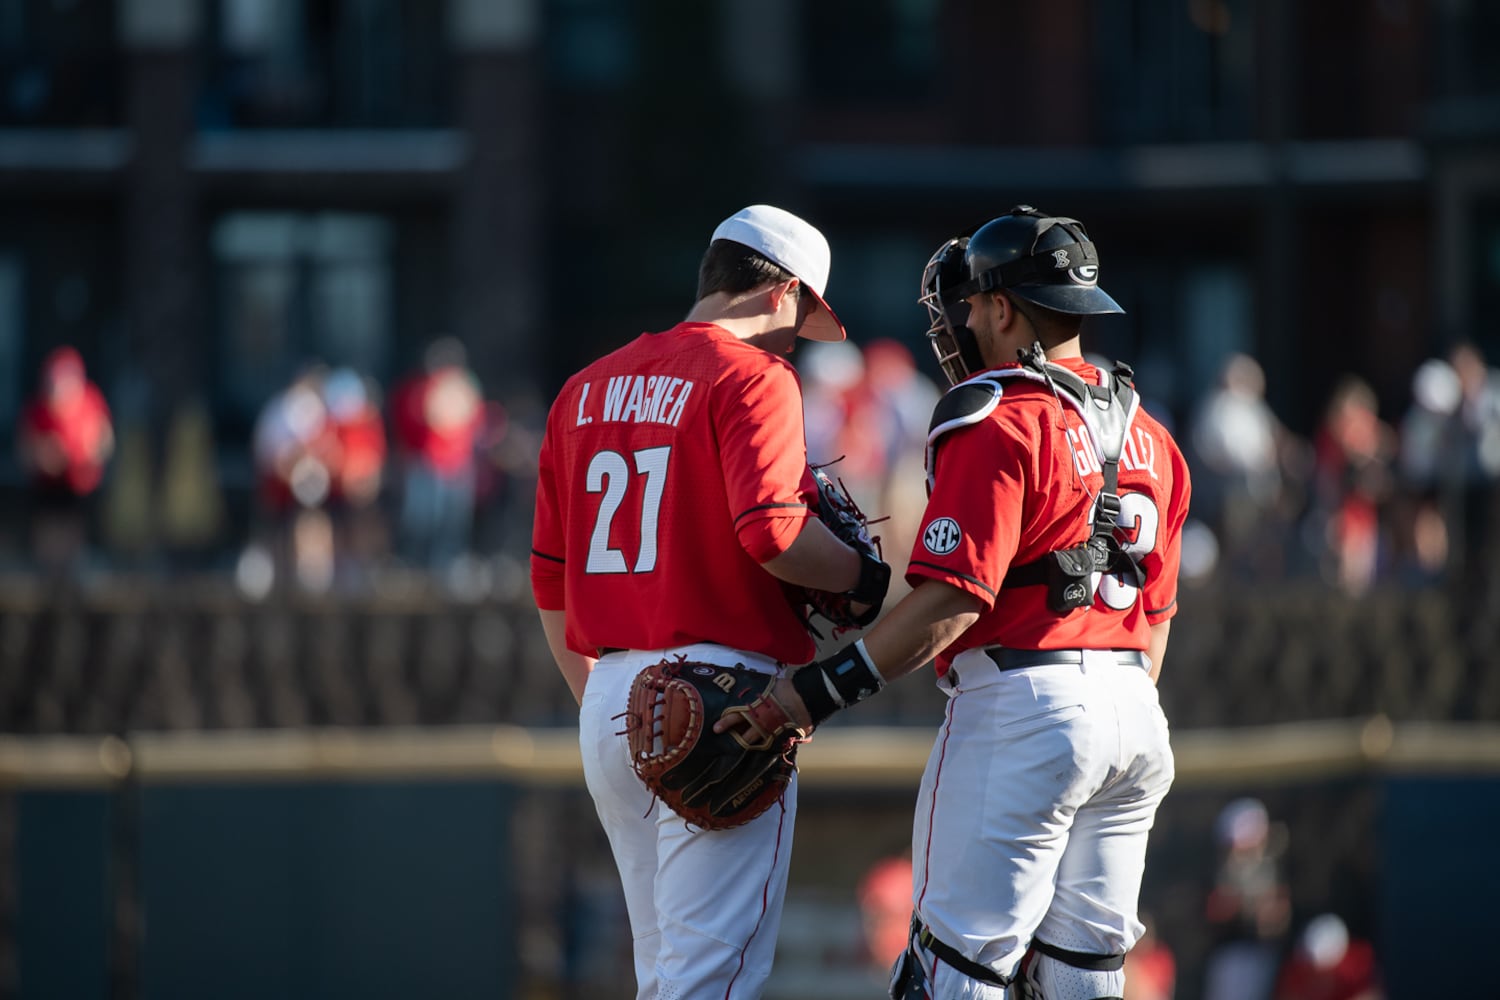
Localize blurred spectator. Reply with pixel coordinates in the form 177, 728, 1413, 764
1189, 354, 1305, 580
799, 338, 867, 469
1392, 358, 1463, 584
1445, 342, 1500, 578
323, 368, 389, 586
855, 853, 913, 976
1271, 913, 1383, 1000
1201, 797, 1292, 1000
392, 338, 484, 573
16, 346, 114, 572
474, 389, 546, 576
855, 338, 941, 586
1307, 377, 1397, 595
251, 365, 339, 592
1124, 911, 1176, 1000
799, 338, 939, 589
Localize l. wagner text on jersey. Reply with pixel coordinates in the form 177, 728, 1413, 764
576, 375, 696, 428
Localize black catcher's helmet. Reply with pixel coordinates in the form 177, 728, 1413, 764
919, 206, 1123, 386
954, 205, 1124, 317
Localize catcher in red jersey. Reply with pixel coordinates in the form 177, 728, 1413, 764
530, 204, 889, 1000
721, 206, 1191, 1000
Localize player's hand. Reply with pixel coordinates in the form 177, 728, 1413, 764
714, 677, 813, 735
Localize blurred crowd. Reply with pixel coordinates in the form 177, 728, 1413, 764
1184, 343, 1500, 596
12, 335, 1500, 603
794, 338, 1500, 601
11, 338, 543, 598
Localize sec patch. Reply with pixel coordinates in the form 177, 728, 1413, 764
923, 517, 962, 555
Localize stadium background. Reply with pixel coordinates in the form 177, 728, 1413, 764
2, 1, 1499, 998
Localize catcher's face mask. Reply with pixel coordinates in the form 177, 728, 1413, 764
920, 237, 985, 387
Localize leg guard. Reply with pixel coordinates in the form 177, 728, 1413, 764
887, 945, 931, 1000
1015, 940, 1125, 1000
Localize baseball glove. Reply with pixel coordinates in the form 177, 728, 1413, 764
621, 658, 807, 831
788, 464, 891, 638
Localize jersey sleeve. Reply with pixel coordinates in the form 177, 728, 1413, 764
722, 362, 815, 562
906, 418, 1026, 608
529, 399, 567, 611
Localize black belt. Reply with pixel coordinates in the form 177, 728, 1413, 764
912, 917, 1011, 989
985, 647, 1147, 671
598, 648, 626, 656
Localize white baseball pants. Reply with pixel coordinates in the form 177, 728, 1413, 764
579, 644, 797, 1000
909, 647, 1175, 998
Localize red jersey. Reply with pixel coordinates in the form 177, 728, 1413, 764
531, 322, 817, 664
907, 357, 1190, 674
391, 367, 483, 476
19, 385, 113, 495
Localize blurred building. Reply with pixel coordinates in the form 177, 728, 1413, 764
0, 0, 1498, 551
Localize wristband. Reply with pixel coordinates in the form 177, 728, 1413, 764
791, 639, 885, 727
850, 550, 892, 609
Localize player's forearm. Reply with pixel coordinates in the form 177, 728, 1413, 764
1145, 619, 1170, 685
862, 579, 982, 685
537, 608, 595, 706
759, 516, 862, 593
782, 580, 980, 729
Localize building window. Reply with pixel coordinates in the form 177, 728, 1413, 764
199, 0, 448, 128
547, 0, 635, 90
0, 0, 120, 126
802, 0, 937, 103
213, 212, 393, 429
1094, 0, 1254, 142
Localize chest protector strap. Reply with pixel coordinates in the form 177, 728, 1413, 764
996, 349, 1145, 612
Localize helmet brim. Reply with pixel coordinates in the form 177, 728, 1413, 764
1010, 283, 1125, 316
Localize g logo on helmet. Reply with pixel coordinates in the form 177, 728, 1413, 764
1068, 264, 1099, 287
923, 517, 962, 555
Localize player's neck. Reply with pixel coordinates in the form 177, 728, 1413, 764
684, 290, 775, 341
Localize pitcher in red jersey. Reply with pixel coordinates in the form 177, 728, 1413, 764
530, 204, 889, 1000
728, 206, 1192, 1000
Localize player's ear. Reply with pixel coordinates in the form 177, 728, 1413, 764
993, 292, 1015, 328
768, 278, 799, 312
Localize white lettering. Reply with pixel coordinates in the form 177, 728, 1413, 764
602, 376, 630, 421
620, 376, 646, 423
1121, 428, 1159, 480
665, 381, 694, 426
1068, 427, 1102, 478
655, 378, 681, 422
575, 382, 593, 425
641, 376, 664, 423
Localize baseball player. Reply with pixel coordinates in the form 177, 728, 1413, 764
530, 204, 891, 999
723, 206, 1191, 999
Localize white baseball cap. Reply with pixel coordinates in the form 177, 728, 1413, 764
711, 204, 847, 342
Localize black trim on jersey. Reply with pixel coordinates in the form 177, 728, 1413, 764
1146, 598, 1177, 617
907, 562, 997, 598
734, 501, 810, 523
531, 548, 564, 564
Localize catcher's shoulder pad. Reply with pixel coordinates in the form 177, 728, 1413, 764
926, 377, 1004, 446
925, 377, 1003, 490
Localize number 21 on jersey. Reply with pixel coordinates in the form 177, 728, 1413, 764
584, 446, 670, 574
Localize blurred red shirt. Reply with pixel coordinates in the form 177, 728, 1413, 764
19, 347, 113, 496
392, 366, 483, 477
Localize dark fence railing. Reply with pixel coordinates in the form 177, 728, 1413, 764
1, 575, 1495, 736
